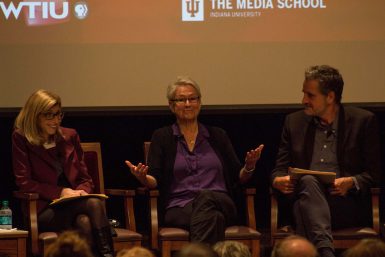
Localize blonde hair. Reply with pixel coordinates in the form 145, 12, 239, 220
343, 239, 385, 257
117, 246, 155, 257
14, 89, 62, 145
44, 231, 93, 257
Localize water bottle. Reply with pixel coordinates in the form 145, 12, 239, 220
0, 200, 12, 229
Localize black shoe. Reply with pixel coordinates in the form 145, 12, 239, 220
319, 247, 335, 257
93, 226, 115, 257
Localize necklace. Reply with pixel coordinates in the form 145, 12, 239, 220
184, 133, 197, 152
180, 124, 198, 151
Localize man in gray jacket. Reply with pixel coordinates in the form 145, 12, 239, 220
271, 65, 381, 257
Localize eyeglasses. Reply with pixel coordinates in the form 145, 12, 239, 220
41, 111, 64, 120
171, 96, 200, 105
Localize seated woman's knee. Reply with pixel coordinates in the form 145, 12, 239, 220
196, 190, 215, 199
76, 214, 91, 228
84, 197, 104, 212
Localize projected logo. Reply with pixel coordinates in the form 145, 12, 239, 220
74, 1, 88, 19
182, 0, 204, 21
0, 0, 89, 25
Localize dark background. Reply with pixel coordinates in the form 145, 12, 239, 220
1, 104, 384, 243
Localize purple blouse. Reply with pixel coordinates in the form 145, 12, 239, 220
166, 123, 227, 209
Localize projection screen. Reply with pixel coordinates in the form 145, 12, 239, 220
0, 0, 384, 107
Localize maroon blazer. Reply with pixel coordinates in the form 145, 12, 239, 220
12, 127, 94, 213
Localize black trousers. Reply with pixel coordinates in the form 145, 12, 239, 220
292, 175, 368, 250
164, 190, 237, 245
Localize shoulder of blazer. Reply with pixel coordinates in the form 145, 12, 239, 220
342, 105, 375, 121
59, 127, 77, 140
152, 125, 174, 142
206, 125, 226, 138
286, 110, 312, 125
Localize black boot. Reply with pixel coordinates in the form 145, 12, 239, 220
93, 226, 115, 257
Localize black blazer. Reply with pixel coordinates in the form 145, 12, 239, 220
272, 105, 381, 193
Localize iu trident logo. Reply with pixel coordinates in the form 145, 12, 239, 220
182, 0, 204, 21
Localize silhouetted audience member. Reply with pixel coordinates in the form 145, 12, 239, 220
213, 241, 251, 257
343, 238, 385, 257
176, 242, 218, 257
44, 231, 93, 257
271, 235, 318, 257
117, 246, 155, 257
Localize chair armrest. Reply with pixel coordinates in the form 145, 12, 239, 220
371, 187, 380, 233
136, 187, 159, 250
105, 189, 135, 197
105, 188, 136, 231
270, 188, 279, 241
13, 191, 40, 256
244, 188, 256, 229
13, 191, 39, 200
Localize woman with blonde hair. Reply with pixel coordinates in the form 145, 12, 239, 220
13, 89, 114, 257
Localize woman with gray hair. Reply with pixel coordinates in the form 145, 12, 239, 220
126, 76, 264, 245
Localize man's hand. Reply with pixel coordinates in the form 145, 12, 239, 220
329, 177, 354, 196
272, 175, 295, 194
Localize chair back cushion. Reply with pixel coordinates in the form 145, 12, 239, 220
83, 151, 101, 193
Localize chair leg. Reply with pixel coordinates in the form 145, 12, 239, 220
162, 241, 172, 257
251, 240, 260, 257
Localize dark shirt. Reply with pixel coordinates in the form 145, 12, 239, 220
310, 115, 340, 176
168, 123, 227, 208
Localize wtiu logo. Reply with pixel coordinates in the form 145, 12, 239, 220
182, 0, 204, 21
0, 1, 88, 20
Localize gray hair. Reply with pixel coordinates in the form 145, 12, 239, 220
166, 76, 202, 101
304, 65, 344, 104
213, 241, 251, 257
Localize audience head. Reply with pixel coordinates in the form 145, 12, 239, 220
176, 242, 218, 257
213, 241, 251, 257
343, 238, 385, 257
117, 246, 155, 257
44, 231, 93, 257
15, 89, 63, 145
304, 65, 344, 104
271, 235, 318, 257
